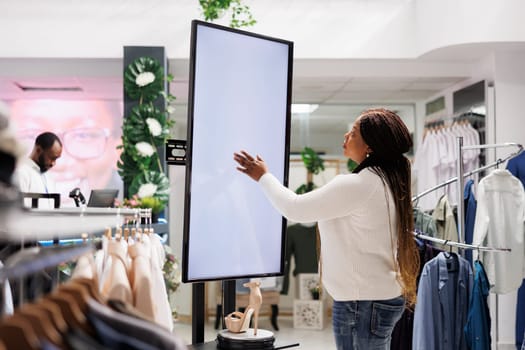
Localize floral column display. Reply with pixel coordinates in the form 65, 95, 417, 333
118, 56, 175, 217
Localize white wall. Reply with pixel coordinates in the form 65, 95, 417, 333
490, 52, 525, 349
493, 53, 525, 151
360, 0, 525, 59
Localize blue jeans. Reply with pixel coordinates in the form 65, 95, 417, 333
332, 296, 405, 350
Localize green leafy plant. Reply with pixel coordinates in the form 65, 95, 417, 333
199, 0, 256, 28
138, 196, 165, 215
295, 147, 325, 194
118, 56, 175, 213
123, 57, 164, 103
309, 284, 321, 300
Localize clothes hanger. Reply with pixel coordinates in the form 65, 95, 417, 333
44, 291, 92, 336
71, 277, 106, 305
56, 281, 92, 314
0, 316, 40, 350
12, 308, 64, 349
23, 298, 69, 335
105, 227, 113, 240
444, 243, 459, 272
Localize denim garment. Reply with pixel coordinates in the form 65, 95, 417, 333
506, 151, 525, 187
464, 260, 491, 350
507, 153, 525, 349
413, 252, 473, 350
464, 180, 477, 265
517, 280, 525, 350
332, 295, 405, 350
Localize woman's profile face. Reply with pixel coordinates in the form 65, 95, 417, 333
342, 117, 369, 164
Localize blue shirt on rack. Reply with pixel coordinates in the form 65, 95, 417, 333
413, 252, 473, 350
506, 152, 525, 350
464, 179, 477, 265
464, 260, 491, 350
506, 152, 525, 187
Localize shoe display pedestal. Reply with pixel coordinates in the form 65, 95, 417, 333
217, 329, 275, 349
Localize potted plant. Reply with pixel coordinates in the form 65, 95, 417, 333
295, 146, 325, 194
309, 284, 321, 300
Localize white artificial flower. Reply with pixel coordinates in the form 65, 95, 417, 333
146, 118, 162, 136
138, 183, 158, 198
166, 105, 176, 114
135, 72, 156, 87
135, 142, 155, 157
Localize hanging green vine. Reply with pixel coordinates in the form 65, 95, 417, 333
199, 0, 256, 28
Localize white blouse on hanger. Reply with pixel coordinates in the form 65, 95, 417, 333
143, 233, 173, 332
413, 122, 481, 210
472, 169, 525, 293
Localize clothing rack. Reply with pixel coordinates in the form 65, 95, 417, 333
412, 139, 521, 350
412, 142, 523, 202
413, 230, 511, 253
424, 111, 485, 127
412, 139, 522, 250
456, 141, 522, 245
0, 207, 153, 242
0, 244, 95, 283
0, 243, 96, 316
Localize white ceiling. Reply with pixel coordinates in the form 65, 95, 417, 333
1, 0, 524, 141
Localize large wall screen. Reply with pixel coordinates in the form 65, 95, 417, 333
182, 20, 293, 282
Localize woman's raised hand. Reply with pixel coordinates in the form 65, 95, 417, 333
233, 150, 267, 181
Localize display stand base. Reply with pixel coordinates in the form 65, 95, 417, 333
217, 329, 275, 349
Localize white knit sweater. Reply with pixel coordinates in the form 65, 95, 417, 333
259, 168, 402, 301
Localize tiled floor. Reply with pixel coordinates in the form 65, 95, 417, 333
173, 316, 336, 349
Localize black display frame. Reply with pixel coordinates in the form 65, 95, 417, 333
182, 20, 293, 283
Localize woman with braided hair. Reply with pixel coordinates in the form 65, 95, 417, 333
234, 108, 419, 350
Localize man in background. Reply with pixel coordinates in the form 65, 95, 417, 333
15, 132, 62, 208
10, 99, 123, 206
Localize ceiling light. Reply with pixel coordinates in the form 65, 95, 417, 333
291, 104, 319, 114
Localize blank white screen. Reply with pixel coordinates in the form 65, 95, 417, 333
185, 23, 291, 281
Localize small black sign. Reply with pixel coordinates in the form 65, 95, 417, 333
166, 139, 187, 165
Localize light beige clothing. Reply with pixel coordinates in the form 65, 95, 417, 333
72, 253, 97, 281
128, 242, 155, 321
102, 240, 132, 304
147, 234, 173, 331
